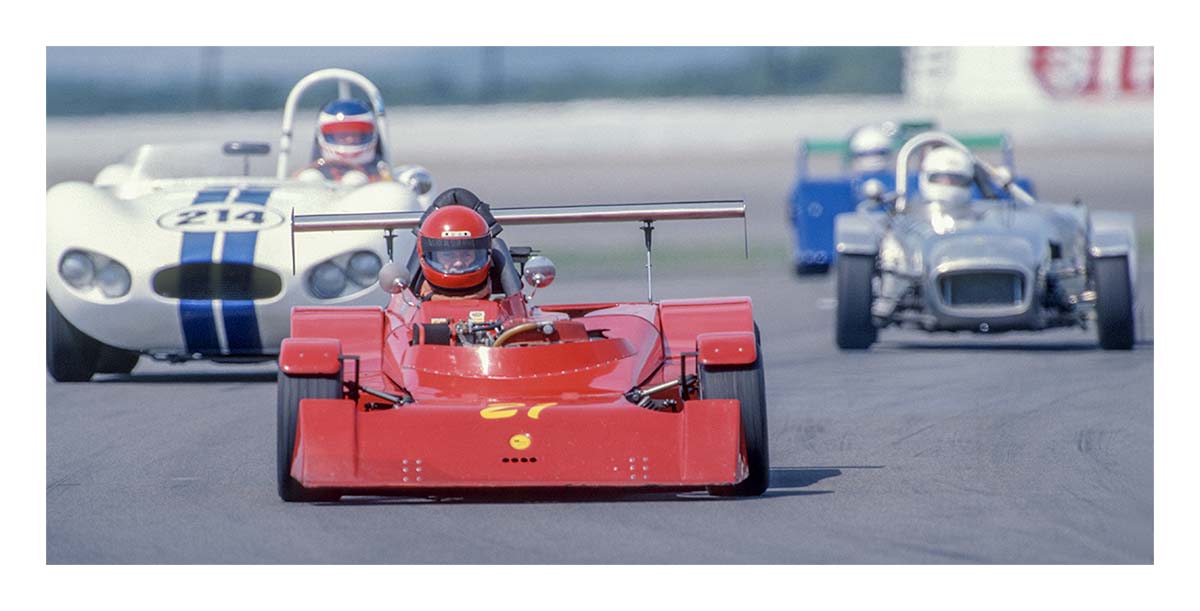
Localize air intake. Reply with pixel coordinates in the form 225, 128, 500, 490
153, 263, 282, 300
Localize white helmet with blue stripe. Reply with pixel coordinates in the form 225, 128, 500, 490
848, 124, 893, 173
315, 99, 379, 166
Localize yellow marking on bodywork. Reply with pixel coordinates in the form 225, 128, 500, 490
526, 403, 557, 419
480, 403, 523, 419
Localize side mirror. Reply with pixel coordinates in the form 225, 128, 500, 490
523, 255, 556, 289
861, 178, 886, 201
378, 261, 411, 294
857, 178, 899, 214
222, 141, 271, 156
222, 141, 271, 177
394, 165, 433, 195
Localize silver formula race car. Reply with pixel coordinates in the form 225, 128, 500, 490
833, 132, 1138, 350
47, 69, 432, 381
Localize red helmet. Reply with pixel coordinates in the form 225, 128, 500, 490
417, 206, 492, 292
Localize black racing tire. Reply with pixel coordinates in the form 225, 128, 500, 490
46, 294, 101, 382
277, 369, 344, 502
835, 254, 877, 350
702, 331, 769, 497
794, 262, 830, 276
1093, 255, 1135, 350
95, 345, 141, 375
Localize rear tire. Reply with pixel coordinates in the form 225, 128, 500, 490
277, 369, 344, 502
835, 254, 877, 350
1093, 255, 1135, 350
46, 294, 101, 382
702, 331, 769, 497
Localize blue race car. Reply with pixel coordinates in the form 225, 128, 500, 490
786, 121, 1035, 275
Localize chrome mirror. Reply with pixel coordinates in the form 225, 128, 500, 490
395, 165, 433, 195
378, 261, 411, 294
523, 256, 556, 289
861, 178, 885, 201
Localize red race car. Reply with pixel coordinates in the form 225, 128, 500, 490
277, 188, 767, 501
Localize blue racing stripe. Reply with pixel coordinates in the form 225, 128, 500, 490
221, 187, 272, 354
178, 188, 231, 354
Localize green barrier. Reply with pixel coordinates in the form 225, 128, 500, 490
802, 132, 1009, 155
802, 139, 849, 155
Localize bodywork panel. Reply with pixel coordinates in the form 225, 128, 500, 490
47, 178, 423, 357
292, 397, 743, 489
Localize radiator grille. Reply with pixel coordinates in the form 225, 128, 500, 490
939, 271, 1024, 307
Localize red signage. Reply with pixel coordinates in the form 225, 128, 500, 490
1031, 46, 1153, 98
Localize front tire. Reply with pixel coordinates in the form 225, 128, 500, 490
46, 294, 101, 382
1093, 255, 1135, 350
835, 254, 877, 349
277, 369, 344, 502
95, 345, 140, 374
702, 331, 769, 497
794, 262, 830, 276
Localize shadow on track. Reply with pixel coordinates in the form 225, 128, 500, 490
87, 371, 277, 384
313, 467, 853, 506
879, 341, 1098, 352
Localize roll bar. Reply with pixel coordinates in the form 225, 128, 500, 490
275, 68, 392, 179
894, 131, 1036, 213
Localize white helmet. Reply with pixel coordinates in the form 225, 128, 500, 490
848, 124, 893, 173
918, 146, 974, 206
315, 99, 379, 166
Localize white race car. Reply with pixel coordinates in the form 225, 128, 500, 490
47, 69, 431, 381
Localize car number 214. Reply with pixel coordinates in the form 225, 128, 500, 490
157, 204, 286, 232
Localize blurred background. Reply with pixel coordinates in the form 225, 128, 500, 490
46, 46, 1153, 286
47, 47, 908, 114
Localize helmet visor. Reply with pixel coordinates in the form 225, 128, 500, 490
421, 236, 491, 275
321, 121, 375, 146
927, 172, 972, 187
852, 148, 890, 159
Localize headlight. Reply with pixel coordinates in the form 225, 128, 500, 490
96, 262, 132, 298
308, 251, 384, 299
309, 262, 347, 299
59, 251, 95, 289
58, 249, 131, 298
347, 251, 382, 286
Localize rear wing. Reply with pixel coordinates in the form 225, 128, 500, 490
293, 199, 745, 233
291, 199, 747, 300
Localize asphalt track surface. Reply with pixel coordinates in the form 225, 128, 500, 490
47, 143, 1153, 564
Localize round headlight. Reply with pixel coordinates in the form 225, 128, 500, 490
59, 251, 95, 289
310, 262, 347, 299
347, 251, 382, 286
95, 261, 131, 298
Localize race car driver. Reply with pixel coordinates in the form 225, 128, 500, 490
297, 98, 392, 185
918, 145, 975, 207
916, 145, 976, 234
847, 124, 894, 175
416, 205, 494, 300
847, 123, 896, 202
